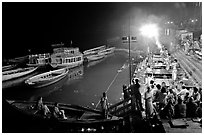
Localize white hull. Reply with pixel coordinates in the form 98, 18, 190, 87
25, 68, 69, 88
2, 67, 38, 81
86, 54, 105, 62
83, 45, 106, 56
98, 47, 115, 55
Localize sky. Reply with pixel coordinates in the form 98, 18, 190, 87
2, 2, 199, 58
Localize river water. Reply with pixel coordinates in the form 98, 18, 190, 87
3, 50, 142, 109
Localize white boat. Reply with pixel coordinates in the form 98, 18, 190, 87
98, 47, 115, 55
86, 53, 105, 62
27, 53, 50, 67
50, 47, 83, 69
2, 64, 16, 72
25, 68, 69, 88
2, 67, 38, 81
83, 45, 106, 57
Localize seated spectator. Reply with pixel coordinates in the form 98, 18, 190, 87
186, 97, 197, 118
174, 96, 186, 118
35, 97, 50, 117
183, 92, 190, 104
52, 102, 67, 120
192, 87, 201, 106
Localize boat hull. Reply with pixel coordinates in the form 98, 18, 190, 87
25, 68, 69, 88
2, 67, 38, 82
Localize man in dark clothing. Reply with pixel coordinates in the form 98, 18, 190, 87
130, 79, 144, 111
186, 97, 197, 118
174, 96, 186, 118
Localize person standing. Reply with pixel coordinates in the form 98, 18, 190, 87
144, 86, 154, 118
130, 79, 144, 111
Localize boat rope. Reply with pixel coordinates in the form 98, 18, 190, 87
95, 63, 126, 109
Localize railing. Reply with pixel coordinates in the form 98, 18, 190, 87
107, 96, 136, 117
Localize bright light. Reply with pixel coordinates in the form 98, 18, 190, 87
140, 23, 161, 49
140, 24, 159, 38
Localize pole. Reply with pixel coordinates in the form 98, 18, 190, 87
129, 35, 131, 86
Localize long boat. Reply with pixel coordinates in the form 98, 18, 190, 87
98, 47, 115, 55
2, 67, 38, 82
86, 53, 105, 62
6, 100, 122, 132
83, 45, 106, 57
2, 64, 16, 72
25, 68, 69, 88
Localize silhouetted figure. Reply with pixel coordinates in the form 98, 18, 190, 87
186, 97, 197, 118
100, 92, 108, 119
174, 96, 186, 118
130, 79, 144, 111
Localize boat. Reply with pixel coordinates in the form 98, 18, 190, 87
83, 45, 106, 57
25, 68, 69, 88
27, 53, 50, 67
98, 47, 115, 55
86, 53, 105, 62
2, 64, 16, 72
2, 67, 38, 82
6, 100, 123, 132
50, 47, 83, 69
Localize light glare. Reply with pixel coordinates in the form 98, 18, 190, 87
140, 24, 159, 38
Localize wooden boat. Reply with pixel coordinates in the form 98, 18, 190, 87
25, 68, 69, 88
2, 64, 16, 72
6, 100, 122, 132
83, 45, 106, 57
2, 67, 38, 82
98, 47, 115, 55
86, 53, 105, 62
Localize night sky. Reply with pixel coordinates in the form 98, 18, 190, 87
3, 2, 197, 59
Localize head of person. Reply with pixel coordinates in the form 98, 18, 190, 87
156, 84, 161, 90
174, 59, 177, 62
135, 78, 139, 84
150, 80, 154, 85
161, 82, 166, 87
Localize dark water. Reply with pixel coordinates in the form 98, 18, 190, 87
3, 51, 141, 109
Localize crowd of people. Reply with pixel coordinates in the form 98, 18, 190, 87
122, 48, 202, 122
33, 96, 67, 120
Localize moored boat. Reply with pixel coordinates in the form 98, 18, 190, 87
6, 100, 122, 132
50, 47, 83, 69
83, 45, 106, 57
2, 67, 38, 82
86, 53, 105, 62
2, 64, 16, 72
98, 47, 115, 55
25, 68, 69, 88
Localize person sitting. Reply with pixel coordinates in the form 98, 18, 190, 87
34, 97, 50, 117
192, 87, 201, 106
186, 97, 197, 118
52, 102, 67, 120
174, 96, 186, 118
